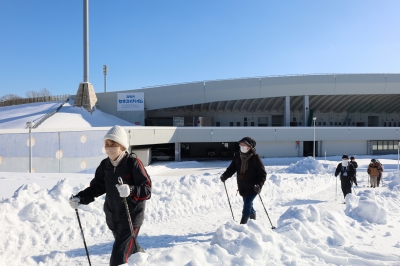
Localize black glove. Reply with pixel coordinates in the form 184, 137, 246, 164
220, 175, 227, 182
354, 182, 358, 186
253, 184, 261, 194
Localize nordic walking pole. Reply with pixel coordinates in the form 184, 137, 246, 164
223, 181, 235, 221
336, 174, 338, 202
257, 191, 276, 229
118, 177, 135, 237
73, 195, 92, 266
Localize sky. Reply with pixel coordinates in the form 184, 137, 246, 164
1, 0, 400, 98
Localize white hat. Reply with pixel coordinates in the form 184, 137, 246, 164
104, 125, 129, 150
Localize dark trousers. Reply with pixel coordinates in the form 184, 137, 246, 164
110, 226, 141, 266
242, 192, 257, 217
341, 177, 352, 199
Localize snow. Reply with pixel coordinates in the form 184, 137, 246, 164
1, 157, 400, 265
0, 100, 135, 129
1, 102, 400, 265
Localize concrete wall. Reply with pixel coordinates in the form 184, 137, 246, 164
1, 126, 399, 173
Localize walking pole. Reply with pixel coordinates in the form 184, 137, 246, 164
118, 177, 135, 237
73, 195, 92, 266
335, 175, 338, 202
257, 192, 276, 230
223, 181, 235, 221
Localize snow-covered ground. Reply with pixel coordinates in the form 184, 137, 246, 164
1, 156, 400, 265
0, 100, 134, 129
1, 101, 400, 265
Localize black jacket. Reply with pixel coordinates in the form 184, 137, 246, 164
335, 163, 355, 179
349, 161, 358, 174
222, 149, 267, 197
76, 154, 151, 230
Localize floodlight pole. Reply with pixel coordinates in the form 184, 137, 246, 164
103, 65, 108, 92
83, 0, 89, 83
313, 117, 317, 159
26, 122, 34, 173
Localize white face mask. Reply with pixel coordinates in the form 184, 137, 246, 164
240, 146, 249, 153
105, 146, 122, 159
342, 160, 349, 167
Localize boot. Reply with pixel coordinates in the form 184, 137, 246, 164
250, 212, 256, 220
240, 216, 249, 224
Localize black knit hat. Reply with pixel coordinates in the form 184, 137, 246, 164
350, 156, 355, 160
342, 154, 349, 159
371, 158, 376, 163
239, 137, 256, 148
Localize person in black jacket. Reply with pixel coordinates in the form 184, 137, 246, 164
349, 156, 358, 186
220, 137, 267, 224
335, 154, 355, 200
69, 125, 151, 266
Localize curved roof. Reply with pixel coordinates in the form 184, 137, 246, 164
110, 73, 400, 112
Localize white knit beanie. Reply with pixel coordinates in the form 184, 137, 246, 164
104, 125, 129, 150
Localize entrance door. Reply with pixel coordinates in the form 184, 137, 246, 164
303, 141, 318, 157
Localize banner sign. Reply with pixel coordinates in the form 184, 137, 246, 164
117, 93, 144, 111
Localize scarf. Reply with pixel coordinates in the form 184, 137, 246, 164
238, 151, 253, 179
110, 150, 128, 167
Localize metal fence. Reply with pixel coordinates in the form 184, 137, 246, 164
0, 94, 70, 107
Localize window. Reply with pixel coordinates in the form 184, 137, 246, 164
318, 122, 321, 126
383, 141, 388, 150
383, 122, 387, 127
323, 122, 326, 126
244, 122, 248, 127
293, 117, 297, 122
298, 122, 302, 126
352, 122, 355, 126
237, 122, 241, 126
330, 122, 333, 126
244, 117, 247, 122
334, 122, 337, 126
251, 122, 255, 127
372, 141, 378, 150
378, 141, 383, 150
388, 122, 392, 127
389, 141, 394, 150
216, 122, 220, 127
229, 122, 233, 127
339, 122, 341, 126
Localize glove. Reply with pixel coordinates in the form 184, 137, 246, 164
69, 196, 81, 209
116, 184, 131, 197
220, 175, 227, 182
254, 184, 261, 194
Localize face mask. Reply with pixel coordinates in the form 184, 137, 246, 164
342, 160, 348, 167
240, 146, 249, 153
105, 146, 122, 159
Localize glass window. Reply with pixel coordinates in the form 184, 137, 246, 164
244, 122, 248, 127
372, 141, 378, 150
237, 122, 240, 126
229, 122, 233, 127
383, 141, 388, 150
378, 141, 383, 150
251, 122, 255, 127
389, 141, 394, 150
216, 122, 220, 127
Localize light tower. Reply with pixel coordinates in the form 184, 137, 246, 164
74, 0, 97, 112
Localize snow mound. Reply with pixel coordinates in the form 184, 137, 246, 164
279, 157, 329, 174
345, 191, 388, 224
385, 171, 400, 190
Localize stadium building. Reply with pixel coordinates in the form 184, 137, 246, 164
95, 73, 400, 162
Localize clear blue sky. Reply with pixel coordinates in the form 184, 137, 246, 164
1, 0, 399, 97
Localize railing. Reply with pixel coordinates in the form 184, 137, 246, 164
31, 97, 70, 129
0, 94, 70, 107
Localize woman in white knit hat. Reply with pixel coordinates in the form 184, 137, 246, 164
69, 125, 151, 266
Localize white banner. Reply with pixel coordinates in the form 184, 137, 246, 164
117, 93, 144, 111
